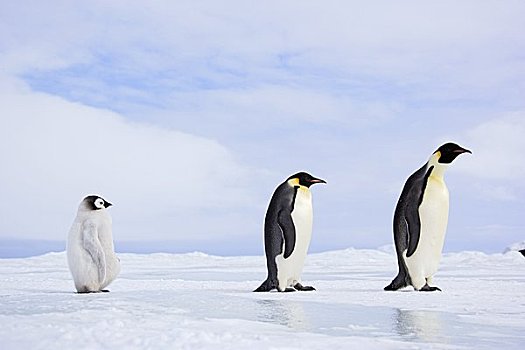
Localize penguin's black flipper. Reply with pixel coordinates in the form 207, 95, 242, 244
406, 166, 433, 257
405, 206, 422, 258
519, 249, 525, 257
277, 210, 296, 259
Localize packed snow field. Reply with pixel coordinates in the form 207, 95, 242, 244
1, 248, 524, 349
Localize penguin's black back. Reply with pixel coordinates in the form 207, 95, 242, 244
264, 181, 298, 259
254, 181, 298, 292
385, 162, 433, 290
394, 162, 434, 257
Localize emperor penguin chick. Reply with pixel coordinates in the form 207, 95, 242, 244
67, 195, 120, 293
385, 143, 471, 292
255, 172, 326, 292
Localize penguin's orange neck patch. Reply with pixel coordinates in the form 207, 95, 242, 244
287, 178, 310, 192
288, 178, 300, 186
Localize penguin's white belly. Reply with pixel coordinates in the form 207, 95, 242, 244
67, 224, 99, 290
405, 177, 449, 284
67, 218, 120, 292
276, 189, 313, 289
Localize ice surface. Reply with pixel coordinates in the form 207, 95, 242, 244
1, 249, 524, 349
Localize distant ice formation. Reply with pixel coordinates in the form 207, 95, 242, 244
503, 241, 525, 256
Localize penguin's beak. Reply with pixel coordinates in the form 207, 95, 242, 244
454, 147, 472, 154
309, 178, 327, 184
105, 201, 113, 208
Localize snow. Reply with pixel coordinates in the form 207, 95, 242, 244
504, 241, 525, 254
1, 249, 524, 349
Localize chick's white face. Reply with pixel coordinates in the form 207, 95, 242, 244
94, 198, 106, 209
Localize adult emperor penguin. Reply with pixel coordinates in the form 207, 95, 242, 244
384, 142, 471, 292
67, 195, 120, 293
254, 172, 326, 292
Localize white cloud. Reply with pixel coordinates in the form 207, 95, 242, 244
2, 1, 523, 101
0, 79, 259, 241
455, 113, 525, 181
2, 2, 522, 143
157, 85, 400, 128
448, 113, 525, 203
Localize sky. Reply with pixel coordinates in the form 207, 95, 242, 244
1, 1, 524, 257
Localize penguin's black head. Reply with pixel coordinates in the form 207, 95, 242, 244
287, 172, 327, 188
434, 142, 472, 164
83, 195, 113, 210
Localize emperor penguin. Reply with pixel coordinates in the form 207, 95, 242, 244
67, 195, 120, 293
254, 172, 326, 292
384, 143, 471, 292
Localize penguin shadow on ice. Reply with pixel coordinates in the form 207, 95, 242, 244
67, 195, 120, 294
385, 142, 471, 292
254, 172, 326, 293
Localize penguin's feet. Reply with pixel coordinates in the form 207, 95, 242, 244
254, 279, 277, 292
383, 282, 398, 291
100, 290, 110, 293
419, 284, 442, 292
294, 283, 316, 291
283, 287, 297, 292
384, 274, 409, 291
384, 281, 404, 291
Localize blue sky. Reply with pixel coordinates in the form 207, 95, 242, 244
1, 1, 524, 257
